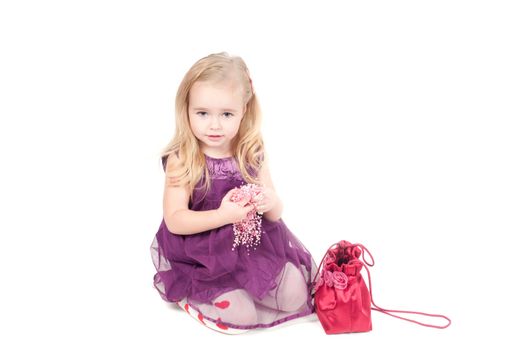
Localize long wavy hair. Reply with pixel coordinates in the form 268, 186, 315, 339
159, 51, 266, 203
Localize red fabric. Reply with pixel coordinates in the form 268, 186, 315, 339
310, 240, 451, 335
312, 240, 373, 334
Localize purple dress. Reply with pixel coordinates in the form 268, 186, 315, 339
150, 153, 318, 330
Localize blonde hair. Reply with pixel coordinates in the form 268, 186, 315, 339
159, 51, 266, 203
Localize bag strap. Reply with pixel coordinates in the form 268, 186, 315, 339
310, 242, 451, 329
354, 244, 451, 329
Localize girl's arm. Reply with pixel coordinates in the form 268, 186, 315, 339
163, 153, 228, 235
166, 209, 228, 235
263, 197, 283, 222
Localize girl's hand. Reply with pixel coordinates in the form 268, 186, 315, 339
253, 185, 278, 215
217, 188, 256, 224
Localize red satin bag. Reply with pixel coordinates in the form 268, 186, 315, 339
310, 240, 451, 335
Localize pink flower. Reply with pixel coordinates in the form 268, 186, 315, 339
323, 270, 334, 287
230, 183, 263, 204
230, 184, 265, 255
319, 269, 349, 290
331, 271, 349, 290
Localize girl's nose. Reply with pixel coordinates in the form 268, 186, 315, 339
209, 115, 222, 127
210, 117, 221, 129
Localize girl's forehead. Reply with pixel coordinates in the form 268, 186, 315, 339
189, 80, 244, 106
192, 79, 241, 92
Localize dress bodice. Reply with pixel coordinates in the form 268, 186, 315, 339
203, 154, 244, 181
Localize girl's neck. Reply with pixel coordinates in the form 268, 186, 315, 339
203, 152, 233, 159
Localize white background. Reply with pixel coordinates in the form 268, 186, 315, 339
1, 0, 525, 348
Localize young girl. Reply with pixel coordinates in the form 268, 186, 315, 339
150, 52, 318, 335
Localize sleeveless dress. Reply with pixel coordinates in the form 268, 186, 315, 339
150, 153, 318, 331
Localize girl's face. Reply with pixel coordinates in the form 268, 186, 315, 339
188, 80, 246, 157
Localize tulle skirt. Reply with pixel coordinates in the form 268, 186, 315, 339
150, 217, 318, 331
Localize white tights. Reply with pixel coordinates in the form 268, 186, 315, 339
190, 261, 308, 326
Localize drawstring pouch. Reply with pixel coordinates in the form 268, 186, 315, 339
310, 240, 451, 334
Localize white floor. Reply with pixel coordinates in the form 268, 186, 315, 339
150, 298, 462, 347
2, 1, 525, 349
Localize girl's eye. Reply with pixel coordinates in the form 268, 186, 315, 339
196, 112, 233, 118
